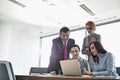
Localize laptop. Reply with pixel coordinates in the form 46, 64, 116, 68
60, 59, 82, 76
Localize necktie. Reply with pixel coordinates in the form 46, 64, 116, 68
64, 42, 68, 60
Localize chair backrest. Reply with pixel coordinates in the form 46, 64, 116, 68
116, 67, 120, 76
29, 67, 48, 75
0, 61, 16, 80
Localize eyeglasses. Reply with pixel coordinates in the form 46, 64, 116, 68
86, 27, 92, 30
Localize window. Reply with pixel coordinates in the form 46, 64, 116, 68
40, 35, 57, 67
96, 22, 120, 67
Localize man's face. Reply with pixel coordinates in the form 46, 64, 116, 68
60, 31, 70, 42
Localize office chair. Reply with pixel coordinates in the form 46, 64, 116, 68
0, 61, 16, 80
29, 67, 48, 75
116, 67, 120, 76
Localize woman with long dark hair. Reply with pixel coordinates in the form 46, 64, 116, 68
84, 41, 119, 77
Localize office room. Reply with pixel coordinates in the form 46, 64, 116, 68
0, 0, 120, 80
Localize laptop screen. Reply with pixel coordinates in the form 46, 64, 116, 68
60, 59, 82, 76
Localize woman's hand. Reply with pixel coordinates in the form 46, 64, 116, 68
50, 71, 56, 75
85, 48, 89, 52
83, 71, 92, 75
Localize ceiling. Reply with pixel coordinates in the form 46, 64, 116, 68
0, 0, 120, 37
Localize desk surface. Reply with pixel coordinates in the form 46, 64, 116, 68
16, 74, 120, 80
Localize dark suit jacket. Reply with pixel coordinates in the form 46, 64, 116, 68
48, 37, 75, 74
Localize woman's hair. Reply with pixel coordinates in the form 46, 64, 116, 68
70, 44, 80, 51
85, 21, 96, 31
89, 41, 107, 63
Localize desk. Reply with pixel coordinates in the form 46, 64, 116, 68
16, 75, 120, 80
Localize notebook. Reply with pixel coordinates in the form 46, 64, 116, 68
60, 59, 82, 76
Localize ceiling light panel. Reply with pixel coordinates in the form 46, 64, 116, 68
9, 0, 26, 8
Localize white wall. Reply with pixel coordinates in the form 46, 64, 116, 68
0, 21, 40, 75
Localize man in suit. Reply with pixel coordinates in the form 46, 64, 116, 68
48, 27, 75, 74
